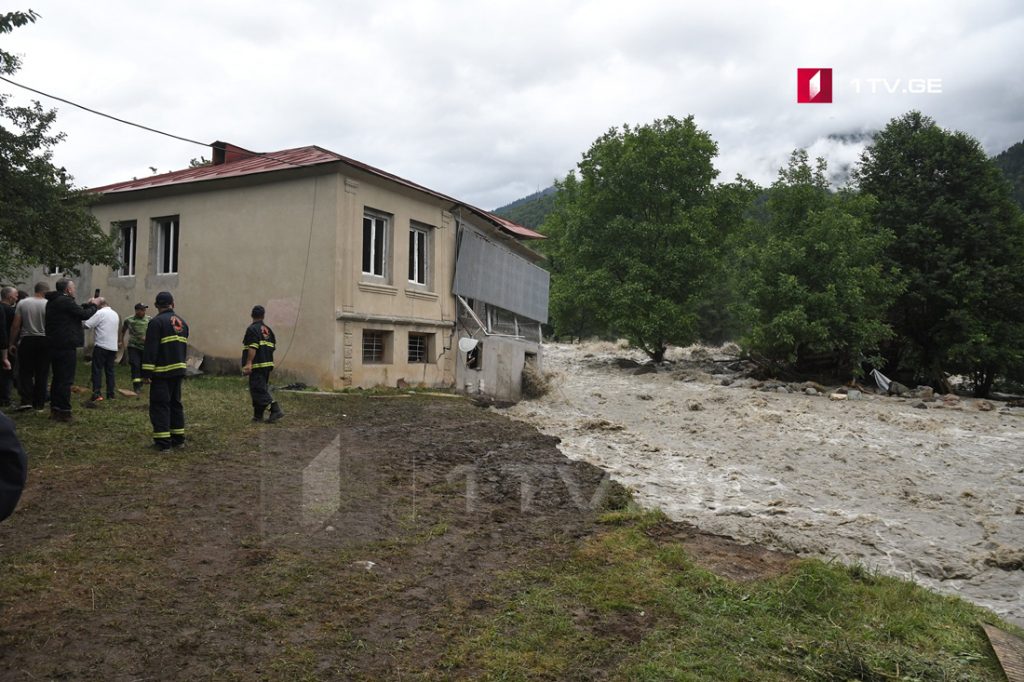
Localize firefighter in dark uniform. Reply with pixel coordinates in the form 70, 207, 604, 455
142, 291, 189, 451
242, 305, 283, 423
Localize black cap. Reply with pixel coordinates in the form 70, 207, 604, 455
134, 302, 148, 310
251, 305, 265, 318
155, 291, 174, 306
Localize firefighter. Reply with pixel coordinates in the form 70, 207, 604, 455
142, 291, 189, 451
242, 305, 283, 423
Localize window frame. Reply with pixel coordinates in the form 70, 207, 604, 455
407, 332, 433, 364
362, 211, 390, 279
361, 329, 392, 364
117, 221, 137, 277
154, 216, 179, 275
408, 223, 430, 286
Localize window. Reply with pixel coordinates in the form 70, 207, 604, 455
155, 216, 179, 275
362, 330, 391, 364
408, 224, 429, 285
117, 221, 137, 277
362, 211, 388, 278
408, 333, 432, 363
44, 265, 63, 277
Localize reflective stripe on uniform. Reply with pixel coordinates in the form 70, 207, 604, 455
160, 335, 188, 344
142, 363, 156, 371
251, 362, 275, 369
170, 428, 185, 436
152, 363, 187, 373
153, 431, 171, 439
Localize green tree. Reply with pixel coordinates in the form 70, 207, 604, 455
737, 151, 900, 374
544, 115, 729, 360
856, 111, 1024, 395
1, 10, 117, 280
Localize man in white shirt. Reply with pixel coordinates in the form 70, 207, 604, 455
83, 298, 120, 402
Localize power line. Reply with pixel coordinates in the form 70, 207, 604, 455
0, 74, 306, 169
0, 74, 210, 148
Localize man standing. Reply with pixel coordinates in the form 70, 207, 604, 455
241, 305, 284, 423
119, 303, 150, 395
44, 279, 97, 422
83, 298, 119, 403
143, 292, 188, 451
9, 283, 50, 411
0, 287, 17, 408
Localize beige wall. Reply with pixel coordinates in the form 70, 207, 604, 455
89, 174, 340, 387
86, 168, 465, 390
332, 170, 458, 388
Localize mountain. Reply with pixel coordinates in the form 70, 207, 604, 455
492, 186, 557, 230
993, 140, 1024, 210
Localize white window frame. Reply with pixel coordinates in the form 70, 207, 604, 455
408, 224, 429, 286
118, 221, 137, 277
362, 211, 389, 279
44, 265, 63, 277
155, 216, 179, 275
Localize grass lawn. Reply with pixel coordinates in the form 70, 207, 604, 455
0, 360, 1019, 680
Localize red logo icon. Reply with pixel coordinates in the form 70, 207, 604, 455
797, 68, 832, 103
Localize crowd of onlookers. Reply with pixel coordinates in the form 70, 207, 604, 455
0, 279, 127, 523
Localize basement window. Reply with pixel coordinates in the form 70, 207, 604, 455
408, 333, 432, 363
362, 329, 392, 364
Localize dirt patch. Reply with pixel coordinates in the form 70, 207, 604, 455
0, 394, 782, 679
645, 520, 797, 582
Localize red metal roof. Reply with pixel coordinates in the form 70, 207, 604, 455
90, 144, 546, 241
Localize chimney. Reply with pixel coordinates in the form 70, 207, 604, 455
211, 141, 255, 165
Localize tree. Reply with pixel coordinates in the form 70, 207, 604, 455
856, 111, 1024, 395
737, 151, 901, 374
1, 10, 117, 280
544, 115, 729, 360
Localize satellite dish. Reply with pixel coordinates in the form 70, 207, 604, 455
458, 337, 479, 353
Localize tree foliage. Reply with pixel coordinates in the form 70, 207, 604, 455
493, 187, 557, 230
856, 111, 1024, 395
1, 10, 117, 280
737, 151, 901, 373
992, 139, 1024, 211
544, 115, 733, 360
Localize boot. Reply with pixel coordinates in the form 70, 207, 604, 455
252, 405, 266, 423
267, 401, 284, 423
50, 408, 72, 423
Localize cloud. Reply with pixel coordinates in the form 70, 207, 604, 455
4, 0, 1022, 207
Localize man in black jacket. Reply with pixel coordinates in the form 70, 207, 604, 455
0, 412, 27, 522
0, 287, 17, 408
143, 291, 189, 451
45, 279, 98, 422
242, 305, 284, 423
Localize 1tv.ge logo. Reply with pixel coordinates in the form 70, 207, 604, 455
797, 68, 832, 103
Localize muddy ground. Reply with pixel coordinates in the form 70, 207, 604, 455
0, 392, 789, 680
508, 342, 1024, 627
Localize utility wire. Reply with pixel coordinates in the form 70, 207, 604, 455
0, 73, 210, 148
0, 74, 307, 169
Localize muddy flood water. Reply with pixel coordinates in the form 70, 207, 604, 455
508, 342, 1024, 627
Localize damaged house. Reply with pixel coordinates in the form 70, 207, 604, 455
49, 142, 549, 401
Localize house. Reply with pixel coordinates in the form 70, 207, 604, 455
46, 142, 549, 401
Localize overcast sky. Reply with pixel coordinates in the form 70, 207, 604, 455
4, 0, 1023, 209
